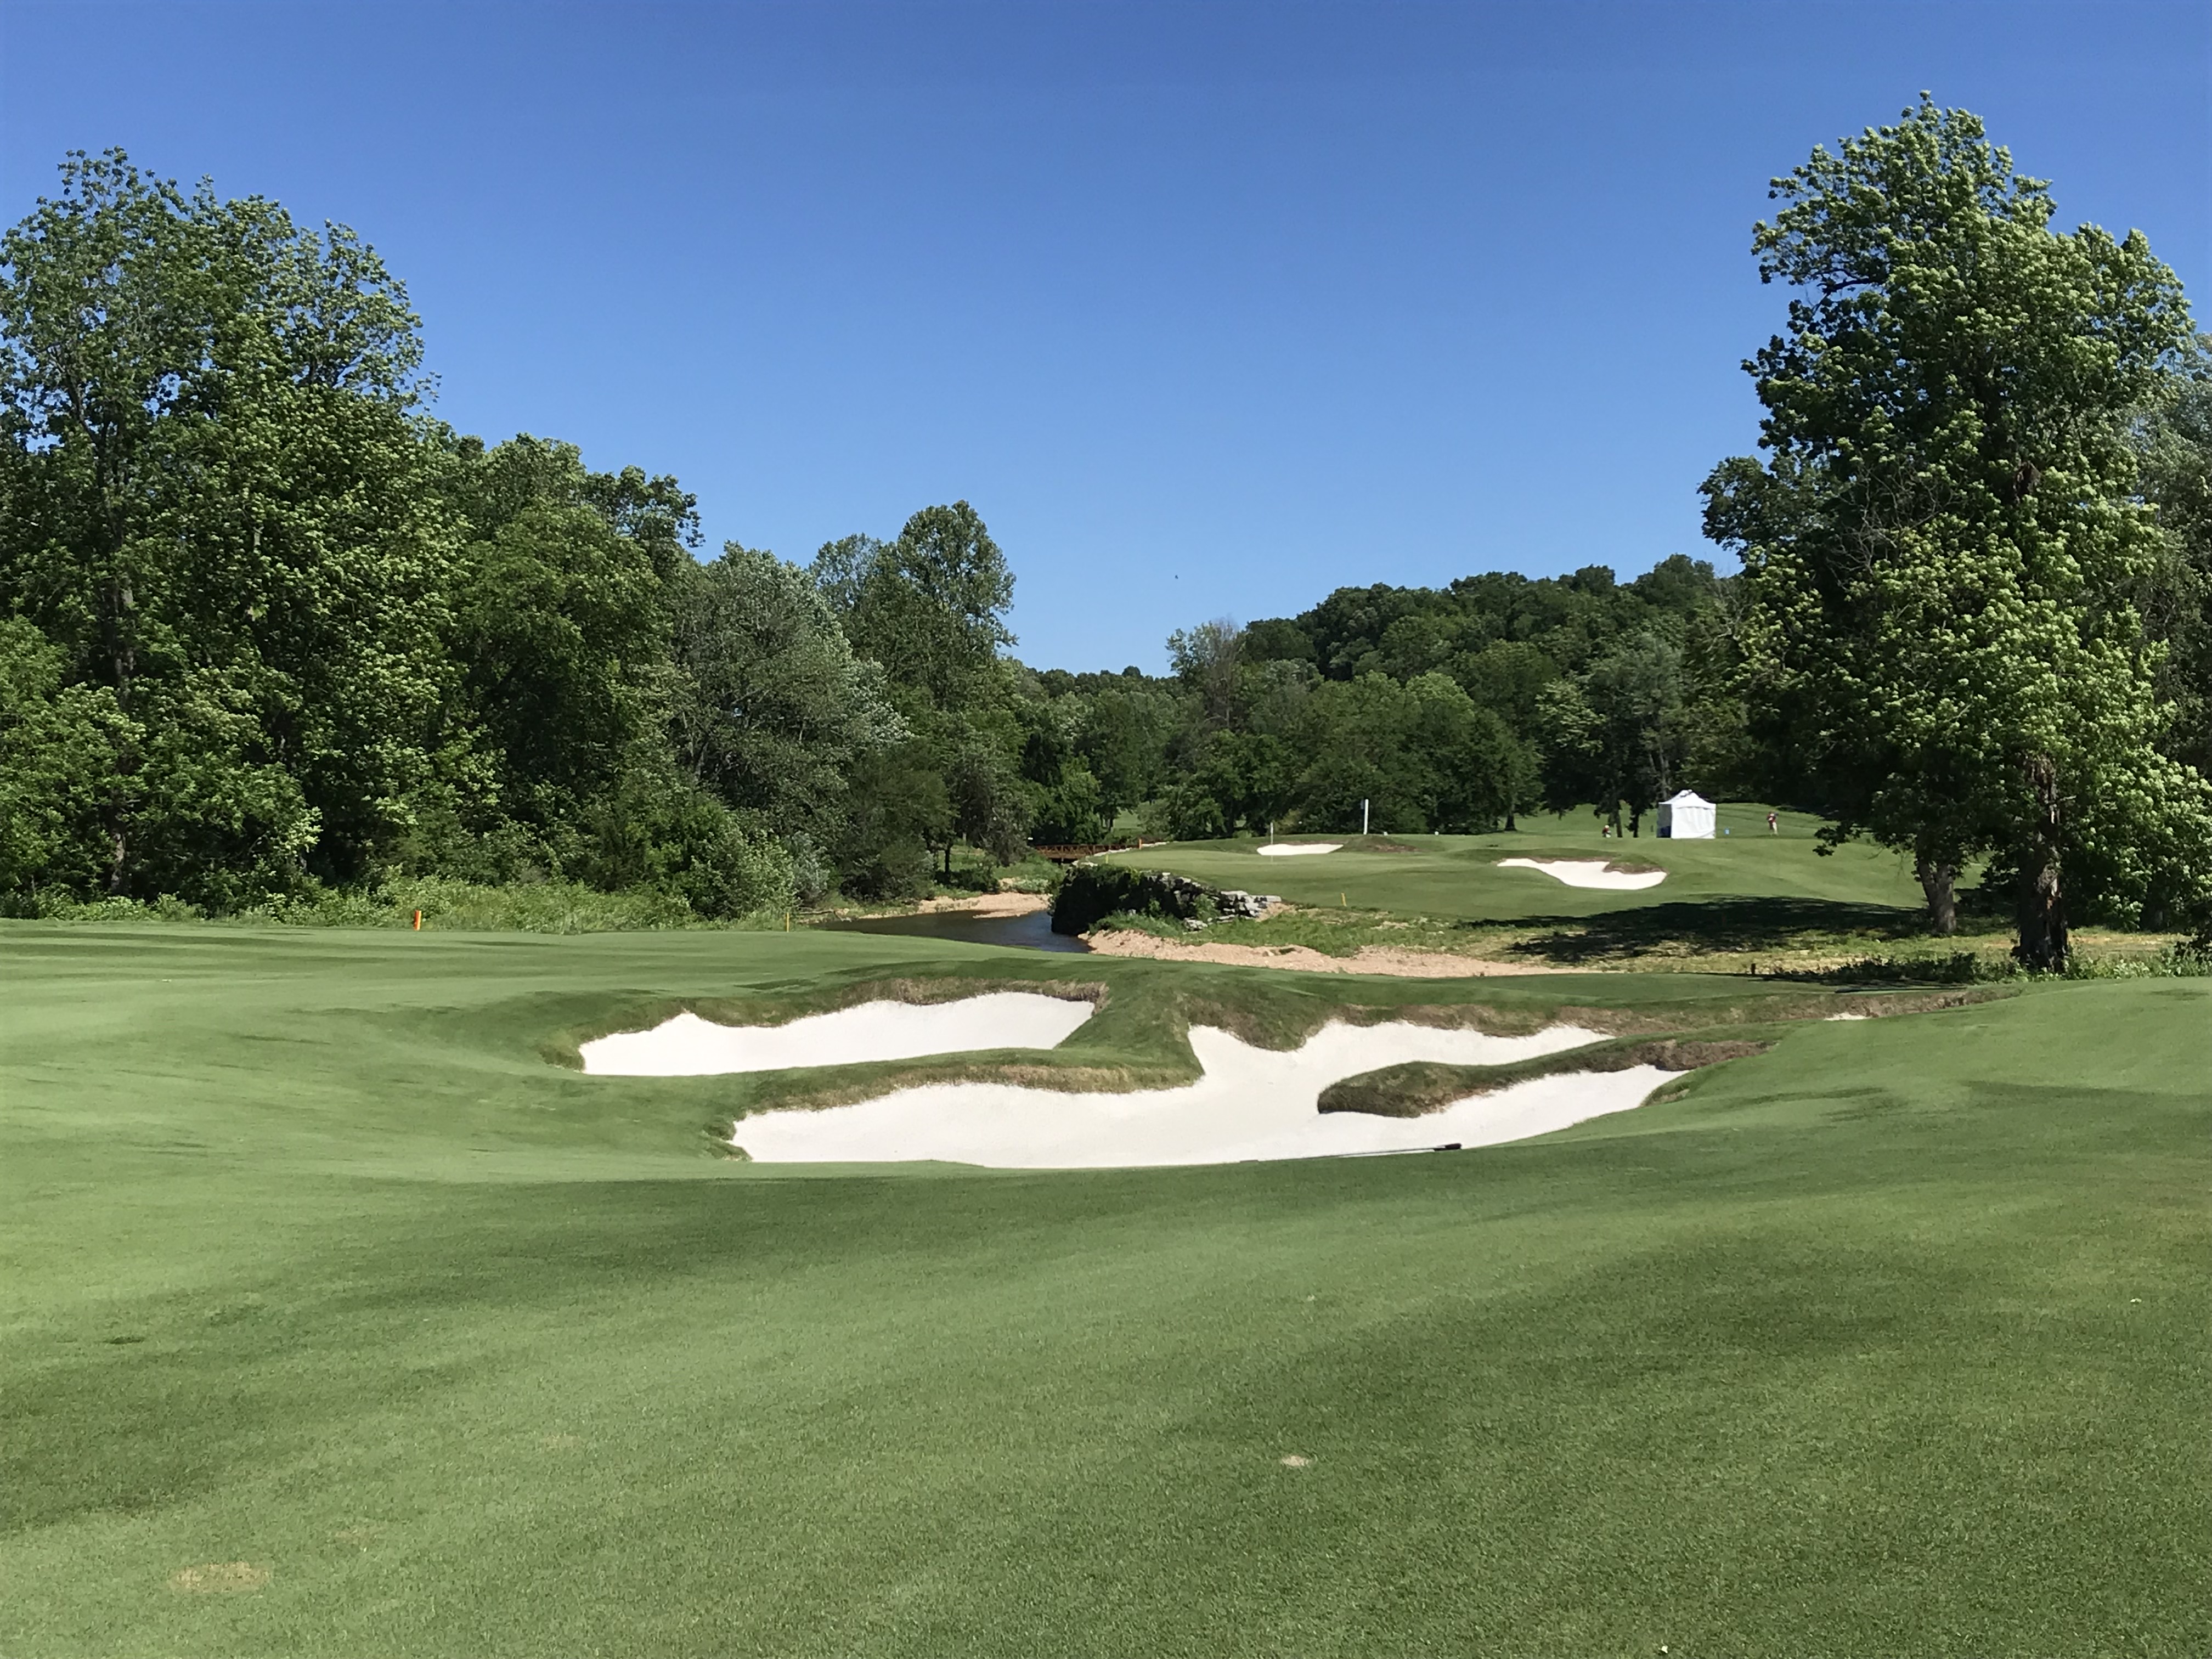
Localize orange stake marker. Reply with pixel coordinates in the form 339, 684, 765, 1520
413, 909, 422, 931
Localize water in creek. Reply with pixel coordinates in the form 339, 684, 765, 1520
817, 905, 1091, 953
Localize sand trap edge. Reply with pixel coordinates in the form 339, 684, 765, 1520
720, 1020, 1662, 1169
581, 991, 1100, 1077
541, 976, 1110, 1071
1317, 1035, 1773, 1116
1496, 856, 1667, 890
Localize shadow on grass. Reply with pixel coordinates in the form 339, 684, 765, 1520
1498, 897, 1945, 965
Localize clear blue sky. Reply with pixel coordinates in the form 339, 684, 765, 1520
4, 2, 2207, 670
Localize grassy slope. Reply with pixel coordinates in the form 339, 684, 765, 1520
2, 924, 2204, 1656
1102, 805, 1928, 922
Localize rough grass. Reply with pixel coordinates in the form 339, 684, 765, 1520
1314, 987, 2015, 1116
20, 876, 765, 933
2, 924, 2205, 1656
14, 842, 1056, 935
1317, 1034, 1784, 1116
1142, 894, 2191, 983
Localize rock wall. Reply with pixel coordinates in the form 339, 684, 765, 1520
1051, 864, 1279, 935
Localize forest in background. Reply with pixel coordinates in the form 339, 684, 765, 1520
5, 106, 2212, 963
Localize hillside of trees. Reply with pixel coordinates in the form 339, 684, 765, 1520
5, 110, 2212, 964
1080, 555, 1751, 846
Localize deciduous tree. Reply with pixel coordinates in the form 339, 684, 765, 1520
672, 544, 904, 846
1702, 99, 2212, 962
0, 150, 454, 900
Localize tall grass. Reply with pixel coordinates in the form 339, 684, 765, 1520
17, 877, 791, 934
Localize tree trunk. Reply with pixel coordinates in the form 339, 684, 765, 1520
2014, 754, 2069, 973
1915, 854, 1958, 936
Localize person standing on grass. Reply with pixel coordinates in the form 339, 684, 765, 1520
1767, 811, 1778, 835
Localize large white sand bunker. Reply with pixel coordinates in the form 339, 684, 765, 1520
1496, 857, 1666, 891
1258, 842, 1342, 857
580, 992, 1094, 1076
730, 1019, 1665, 1167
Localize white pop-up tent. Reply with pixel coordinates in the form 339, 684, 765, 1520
1656, 789, 1715, 839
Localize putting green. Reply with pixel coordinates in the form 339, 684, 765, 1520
3, 924, 2203, 1655
1104, 804, 1929, 921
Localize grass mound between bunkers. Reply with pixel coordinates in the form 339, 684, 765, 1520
1, 922, 2204, 1655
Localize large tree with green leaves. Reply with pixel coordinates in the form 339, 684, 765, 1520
1702, 99, 2212, 963
427, 435, 796, 915
671, 543, 905, 847
444, 460, 676, 848
1536, 635, 1688, 837
815, 502, 1015, 721
0, 150, 455, 904
812, 502, 1029, 881
2134, 346, 2212, 786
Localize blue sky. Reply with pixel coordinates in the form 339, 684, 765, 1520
4, 2, 2207, 670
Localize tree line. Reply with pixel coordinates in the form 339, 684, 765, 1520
0, 153, 1041, 916
1073, 99, 2212, 968
1019, 554, 1742, 848
4, 108, 2211, 968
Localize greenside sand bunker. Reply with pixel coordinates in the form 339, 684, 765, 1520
581, 991, 1094, 1075
1497, 856, 1667, 890
730, 1019, 1660, 1167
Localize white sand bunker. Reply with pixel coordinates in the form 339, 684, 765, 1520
581, 992, 1093, 1076
1496, 857, 1666, 890
730, 1020, 1667, 1167
1259, 842, 1342, 857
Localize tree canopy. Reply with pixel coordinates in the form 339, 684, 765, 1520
3, 129, 2207, 958
1701, 97, 2212, 963
0, 150, 460, 905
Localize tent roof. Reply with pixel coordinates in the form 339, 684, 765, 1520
1664, 790, 1713, 806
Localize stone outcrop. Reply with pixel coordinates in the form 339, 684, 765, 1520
1051, 864, 1280, 935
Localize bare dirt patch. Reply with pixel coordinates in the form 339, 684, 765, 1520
1082, 930, 1574, 977
170, 1562, 269, 1594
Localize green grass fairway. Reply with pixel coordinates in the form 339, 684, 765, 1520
1103, 804, 1929, 923
3, 925, 2205, 1655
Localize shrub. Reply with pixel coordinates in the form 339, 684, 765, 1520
1051, 865, 1265, 934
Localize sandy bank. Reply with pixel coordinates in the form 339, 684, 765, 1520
1082, 929, 1571, 977
912, 891, 1053, 917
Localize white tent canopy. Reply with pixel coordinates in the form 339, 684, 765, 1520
1656, 789, 1715, 839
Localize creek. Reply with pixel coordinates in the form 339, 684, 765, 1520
817, 906, 1090, 953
